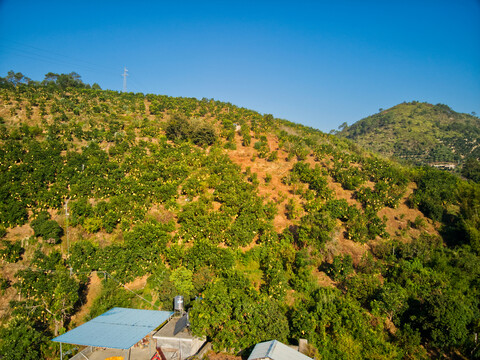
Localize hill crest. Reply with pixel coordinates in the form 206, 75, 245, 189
339, 101, 480, 166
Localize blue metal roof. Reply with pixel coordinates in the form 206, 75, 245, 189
248, 340, 313, 360
52, 307, 173, 349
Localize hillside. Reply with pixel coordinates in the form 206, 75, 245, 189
0, 75, 479, 359
339, 101, 480, 168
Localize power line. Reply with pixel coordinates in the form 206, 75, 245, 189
101, 270, 156, 308
0, 38, 155, 94
0, 38, 124, 90
0, 38, 117, 76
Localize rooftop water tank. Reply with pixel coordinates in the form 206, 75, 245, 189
174, 295, 184, 313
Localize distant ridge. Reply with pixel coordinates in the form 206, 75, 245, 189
338, 101, 480, 167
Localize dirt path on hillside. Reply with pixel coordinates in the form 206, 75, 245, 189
125, 274, 149, 290
71, 271, 102, 324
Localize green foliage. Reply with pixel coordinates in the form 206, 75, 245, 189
291, 264, 318, 297
42, 72, 89, 90
291, 162, 332, 199
83, 217, 103, 233
324, 199, 350, 221
184, 240, 235, 271
285, 198, 300, 220
0, 240, 24, 263
99, 223, 171, 282
331, 162, 367, 190
169, 266, 194, 297
342, 273, 381, 307
0, 198, 28, 227
68, 241, 98, 275
253, 139, 270, 158
3, 70, 32, 87
462, 157, 480, 182
298, 209, 336, 248
267, 150, 278, 162
190, 119, 217, 146
457, 182, 480, 253
30, 211, 63, 243
68, 220, 172, 284
327, 255, 354, 281
259, 236, 293, 301
0, 317, 47, 360
165, 114, 216, 146
409, 215, 426, 229
190, 271, 289, 351
86, 279, 134, 320
146, 263, 180, 310
13, 251, 80, 336
291, 287, 401, 359
179, 198, 229, 244
340, 101, 480, 167
371, 239, 480, 354
409, 167, 458, 222
422, 288, 476, 348
165, 114, 192, 141
264, 173, 272, 183
0, 276, 10, 293
1, 76, 479, 359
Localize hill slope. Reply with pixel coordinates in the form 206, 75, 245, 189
339, 101, 480, 167
0, 79, 479, 359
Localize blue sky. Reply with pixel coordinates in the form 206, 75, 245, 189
0, 0, 479, 132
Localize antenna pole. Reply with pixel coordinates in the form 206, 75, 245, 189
122, 67, 128, 92
64, 199, 70, 257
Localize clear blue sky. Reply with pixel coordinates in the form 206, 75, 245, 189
1, 0, 479, 132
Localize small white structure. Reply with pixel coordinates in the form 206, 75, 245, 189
431, 163, 457, 170
153, 314, 206, 360
248, 340, 313, 360
174, 295, 184, 314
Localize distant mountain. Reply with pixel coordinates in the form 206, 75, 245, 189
338, 102, 480, 167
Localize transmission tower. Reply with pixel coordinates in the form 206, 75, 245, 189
122, 67, 128, 92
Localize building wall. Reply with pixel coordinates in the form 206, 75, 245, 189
155, 337, 205, 360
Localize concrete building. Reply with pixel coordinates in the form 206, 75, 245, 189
153, 314, 206, 360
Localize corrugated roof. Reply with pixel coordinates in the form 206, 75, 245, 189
248, 340, 313, 360
52, 307, 173, 349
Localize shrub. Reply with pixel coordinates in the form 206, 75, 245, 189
165, 115, 217, 146
30, 211, 63, 244
267, 151, 278, 162
0, 240, 24, 263
327, 255, 354, 281
190, 120, 216, 146
165, 114, 191, 141
83, 217, 103, 233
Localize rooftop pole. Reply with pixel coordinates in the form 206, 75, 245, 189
64, 199, 69, 257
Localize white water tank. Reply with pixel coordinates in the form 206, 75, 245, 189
174, 295, 184, 313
